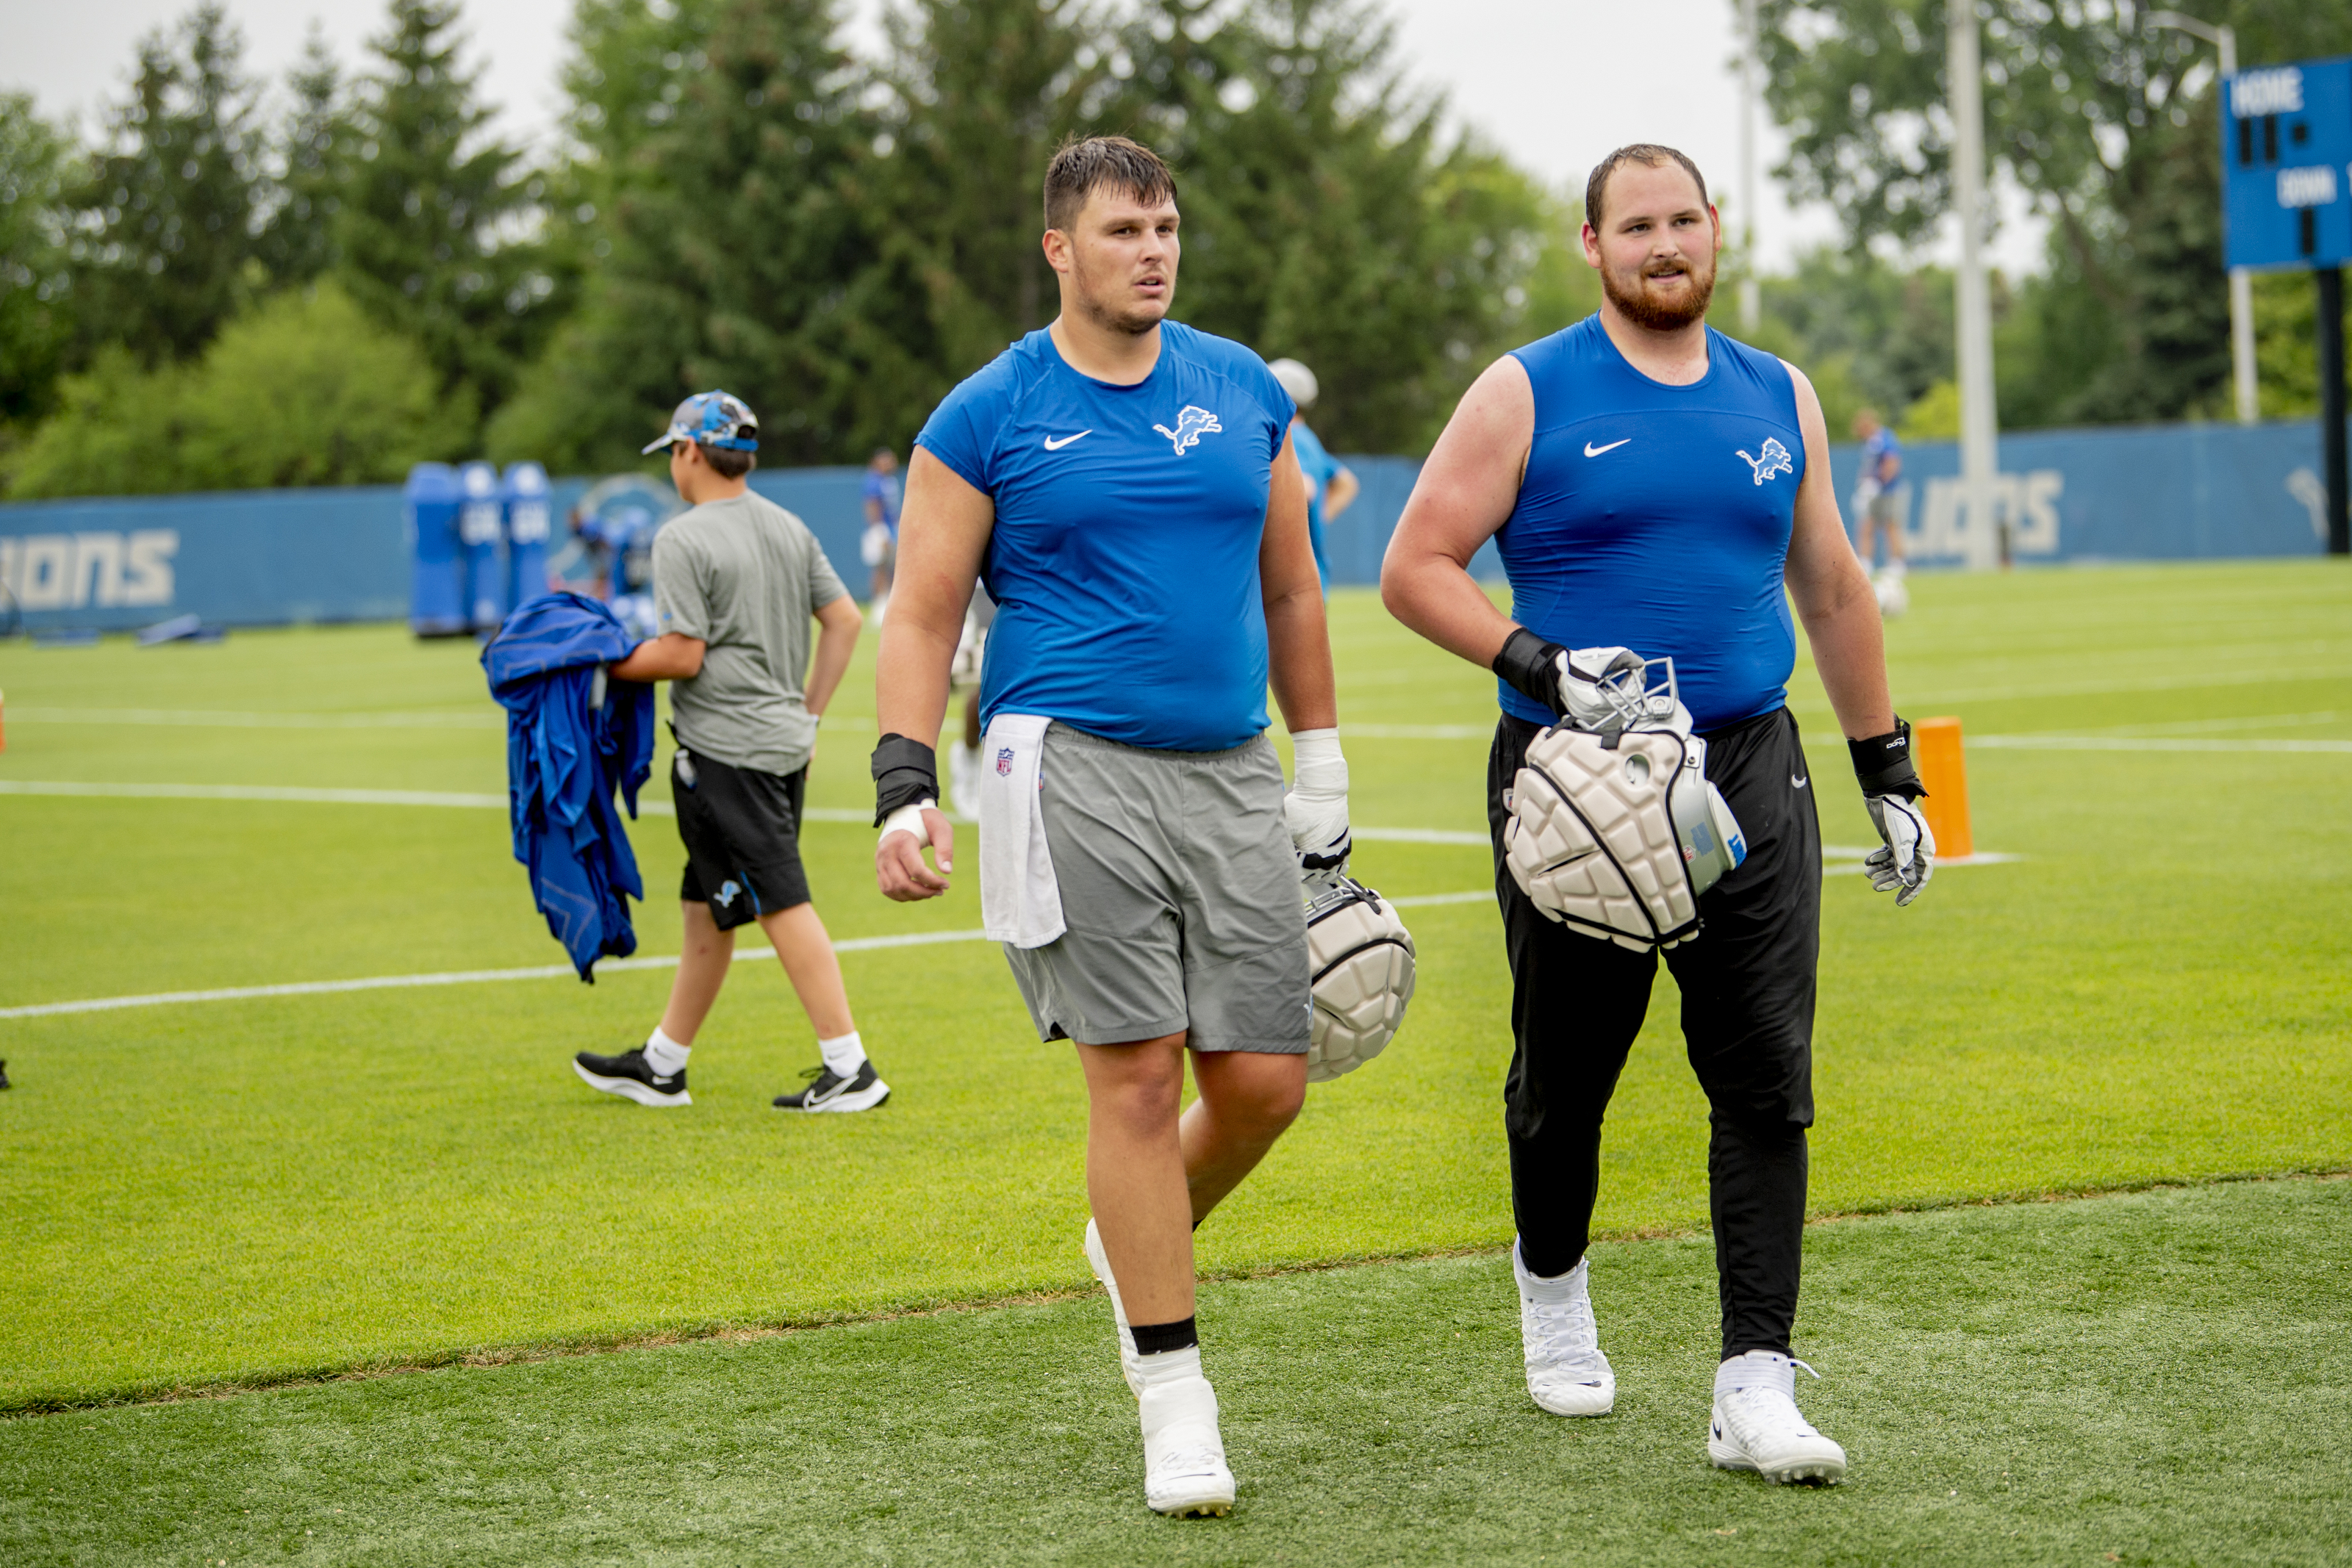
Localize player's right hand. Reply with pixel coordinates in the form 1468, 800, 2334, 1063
875, 802, 955, 900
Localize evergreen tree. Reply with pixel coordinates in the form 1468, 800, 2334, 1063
335, 0, 559, 417
257, 27, 347, 287
0, 93, 77, 442
493, 0, 875, 469
1118, 0, 1556, 451
65, 3, 264, 366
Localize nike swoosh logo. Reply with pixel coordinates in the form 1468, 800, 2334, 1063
1584, 439, 1631, 457
1792, 774, 1809, 788
1042, 431, 1092, 450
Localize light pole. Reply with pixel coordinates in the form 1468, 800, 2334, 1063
1739, 0, 1762, 333
2150, 10, 2256, 424
1948, 0, 2001, 569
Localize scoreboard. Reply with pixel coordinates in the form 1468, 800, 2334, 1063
2223, 57, 2352, 272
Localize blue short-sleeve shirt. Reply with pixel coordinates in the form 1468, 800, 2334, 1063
916, 322, 1295, 752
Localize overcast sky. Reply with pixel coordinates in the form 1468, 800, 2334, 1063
0, 0, 2045, 274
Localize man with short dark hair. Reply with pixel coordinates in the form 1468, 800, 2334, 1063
573, 392, 888, 1114
1382, 144, 1934, 1486
870, 134, 1347, 1518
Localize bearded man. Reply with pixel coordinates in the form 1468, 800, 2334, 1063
1380, 144, 1934, 1486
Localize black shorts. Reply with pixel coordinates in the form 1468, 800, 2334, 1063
671, 744, 811, 929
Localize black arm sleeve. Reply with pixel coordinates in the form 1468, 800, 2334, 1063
1849, 718, 1927, 800
1491, 627, 1566, 716
871, 733, 939, 825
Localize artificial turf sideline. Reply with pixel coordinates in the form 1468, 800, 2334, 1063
12, 1167, 2340, 1421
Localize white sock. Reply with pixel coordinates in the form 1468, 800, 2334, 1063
818, 1031, 867, 1077
643, 1026, 689, 1076
1513, 1238, 1585, 1300
1133, 1344, 1202, 1390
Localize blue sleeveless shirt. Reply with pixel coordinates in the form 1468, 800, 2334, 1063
1494, 317, 1804, 733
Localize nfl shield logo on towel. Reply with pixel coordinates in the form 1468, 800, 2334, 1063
996, 747, 1014, 776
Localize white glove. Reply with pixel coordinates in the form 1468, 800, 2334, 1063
1283, 729, 1351, 878
1863, 793, 1935, 906
1555, 646, 1646, 730
1852, 476, 1883, 512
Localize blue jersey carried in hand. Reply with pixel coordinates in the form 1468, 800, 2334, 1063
1496, 317, 1805, 733
917, 322, 1295, 752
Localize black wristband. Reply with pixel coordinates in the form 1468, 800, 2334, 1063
1849, 718, 1927, 800
871, 733, 939, 825
1491, 627, 1566, 715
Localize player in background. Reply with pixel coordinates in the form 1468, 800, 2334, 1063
870, 135, 1347, 1518
861, 446, 902, 624
573, 392, 891, 1115
944, 582, 995, 820
1266, 359, 1358, 586
1849, 408, 1907, 590
1381, 145, 1932, 1486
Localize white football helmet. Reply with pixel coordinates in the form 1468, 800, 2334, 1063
1503, 658, 1748, 952
1304, 876, 1416, 1083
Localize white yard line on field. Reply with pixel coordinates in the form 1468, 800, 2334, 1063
2, 706, 503, 730
0, 900, 1507, 1021
0, 779, 880, 821
0, 848, 2029, 1021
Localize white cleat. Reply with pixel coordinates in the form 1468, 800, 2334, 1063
1709, 1350, 1849, 1485
1516, 1240, 1615, 1416
1140, 1362, 1236, 1518
1083, 1218, 1148, 1398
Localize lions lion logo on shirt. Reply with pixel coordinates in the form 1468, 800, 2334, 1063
1152, 406, 1223, 455
1737, 437, 1794, 486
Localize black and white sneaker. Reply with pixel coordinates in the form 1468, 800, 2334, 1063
573, 1047, 692, 1107
772, 1060, 890, 1112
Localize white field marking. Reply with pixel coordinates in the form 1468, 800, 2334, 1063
1355, 826, 1488, 844
1345, 724, 1491, 740
0, 925, 1008, 1021
1387, 889, 1492, 907
2059, 710, 2339, 737
1968, 735, 2352, 755
0, 779, 875, 821
3, 705, 502, 730
1787, 661, 2352, 712
1826, 852, 2021, 876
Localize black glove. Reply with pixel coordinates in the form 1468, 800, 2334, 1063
871, 733, 939, 827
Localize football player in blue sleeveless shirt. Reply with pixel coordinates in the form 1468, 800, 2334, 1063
1384, 145, 1935, 1486
867, 137, 1348, 1518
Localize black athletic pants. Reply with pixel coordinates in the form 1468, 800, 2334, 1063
1487, 706, 1822, 1359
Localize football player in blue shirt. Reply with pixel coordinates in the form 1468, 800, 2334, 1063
868, 135, 1347, 1519
1383, 144, 1934, 1489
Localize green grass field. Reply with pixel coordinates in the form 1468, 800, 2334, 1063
2, 561, 2349, 1561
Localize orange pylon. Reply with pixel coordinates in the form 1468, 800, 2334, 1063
1912, 716, 1971, 859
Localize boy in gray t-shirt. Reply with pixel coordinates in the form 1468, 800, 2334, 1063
573, 391, 889, 1113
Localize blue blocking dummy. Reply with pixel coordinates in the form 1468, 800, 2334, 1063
503, 461, 553, 616
457, 459, 505, 631
405, 462, 463, 636
482, 592, 655, 979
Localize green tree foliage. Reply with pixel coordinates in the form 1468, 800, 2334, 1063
492, 0, 874, 470
1756, 0, 2352, 429
256, 28, 348, 287
0, 94, 78, 437
1116, 0, 1559, 451
8, 281, 472, 497
65, 4, 265, 367
334, 1, 562, 414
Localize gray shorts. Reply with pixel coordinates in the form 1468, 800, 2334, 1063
1003, 723, 1311, 1053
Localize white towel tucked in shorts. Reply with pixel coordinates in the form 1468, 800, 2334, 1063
979, 713, 1064, 949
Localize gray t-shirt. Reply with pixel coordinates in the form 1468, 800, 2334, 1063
651, 492, 850, 777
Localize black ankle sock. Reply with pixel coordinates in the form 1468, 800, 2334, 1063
1130, 1315, 1199, 1356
